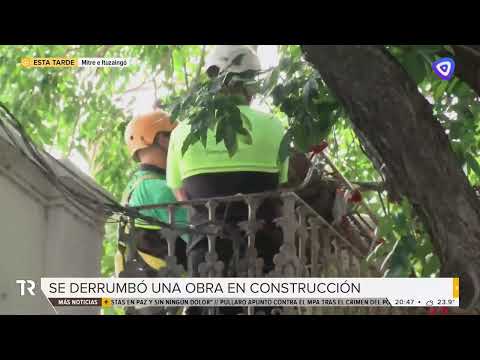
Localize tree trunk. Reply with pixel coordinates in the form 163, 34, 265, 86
302, 45, 480, 309
436, 45, 480, 96
450, 45, 480, 96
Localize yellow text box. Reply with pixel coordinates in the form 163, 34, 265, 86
21, 57, 78, 68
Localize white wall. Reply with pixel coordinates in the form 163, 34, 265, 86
0, 128, 111, 315
0, 173, 48, 314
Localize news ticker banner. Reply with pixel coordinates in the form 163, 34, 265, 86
40, 278, 460, 308
20, 57, 130, 68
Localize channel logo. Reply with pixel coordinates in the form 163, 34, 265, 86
432, 57, 455, 81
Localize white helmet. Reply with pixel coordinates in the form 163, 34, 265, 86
205, 45, 261, 78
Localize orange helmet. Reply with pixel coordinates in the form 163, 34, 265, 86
125, 110, 176, 160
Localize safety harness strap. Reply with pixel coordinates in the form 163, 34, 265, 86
121, 172, 162, 206
116, 171, 164, 276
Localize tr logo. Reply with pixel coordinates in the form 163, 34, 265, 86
16, 280, 36, 296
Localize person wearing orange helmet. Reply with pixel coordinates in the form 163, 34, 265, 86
117, 109, 188, 314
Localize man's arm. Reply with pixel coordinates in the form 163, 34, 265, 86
174, 188, 188, 201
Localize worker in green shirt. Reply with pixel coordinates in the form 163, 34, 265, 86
116, 110, 188, 289
167, 45, 288, 287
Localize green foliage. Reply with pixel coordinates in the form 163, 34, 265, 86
170, 46, 342, 161
365, 197, 440, 278
0, 45, 207, 291
169, 75, 252, 157
4, 44, 480, 292
332, 111, 441, 278
389, 45, 480, 186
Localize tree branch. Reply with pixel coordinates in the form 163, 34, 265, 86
322, 153, 379, 225
350, 181, 386, 192
302, 45, 480, 308
193, 45, 207, 87
439, 45, 480, 96
183, 56, 189, 90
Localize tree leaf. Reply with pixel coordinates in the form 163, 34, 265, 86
229, 106, 244, 131
216, 117, 225, 144
201, 131, 208, 149
262, 68, 279, 94
303, 77, 320, 117
434, 80, 449, 101
293, 121, 310, 153
382, 240, 411, 277
402, 234, 417, 254
271, 84, 286, 107
278, 129, 293, 163
181, 131, 199, 156
170, 102, 182, 122
422, 253, 440, 276
465, 153, 480, 179
224, 124, 238, 157
403, 51, 427, 84
237, 127, 253, 145
241, 113, 252, 131
278, 57, 292, 72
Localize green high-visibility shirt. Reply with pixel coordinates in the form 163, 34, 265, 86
124, 165, 189, 242
167, 105, 289, 190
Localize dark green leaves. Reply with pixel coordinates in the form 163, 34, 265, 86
303, 77, 319, 116
201, 131, 208, 148
237, 126, 253, 145
433, 80, 449, 101
181, 131, 200, 156
403, 51, 428, 84
382, 235, 415, 277
278, 129, 293, 163
6, 45, 461, 282
422, 254, 441, 277
466, 153, 480, 179
292, 122, 310, 153
223, 124, 238, 158
262, 68, 279, 95
241, 113, 252, 132
171, 73, 256, 156
216, 117, 225, 144
270, 67, 341, 158
271, 84, 285, 107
